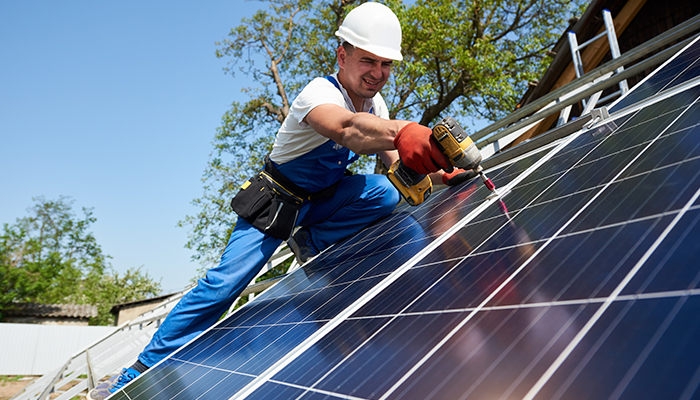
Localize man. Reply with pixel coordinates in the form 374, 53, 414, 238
87, 3, 474, 399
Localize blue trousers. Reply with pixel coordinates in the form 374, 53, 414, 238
138, 174, 399, 367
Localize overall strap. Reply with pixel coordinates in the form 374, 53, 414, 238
264, 157, 339, 202
324, 75, 341, 90
324, 75, 374, 114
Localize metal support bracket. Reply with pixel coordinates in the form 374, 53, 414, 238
584, 106, 611, 129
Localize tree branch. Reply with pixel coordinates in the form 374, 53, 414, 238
419, 72, 472, 125
269, 59, 289, 120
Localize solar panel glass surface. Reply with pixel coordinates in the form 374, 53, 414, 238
110, 35, 700, 400
256, 88, 700, 400
610, 36, 700, 112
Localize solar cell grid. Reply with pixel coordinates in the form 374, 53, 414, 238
387, 304, 600, 400
538, 295, 700, 400
622, 207, 700, 294
492, 215, 675, 305
111, 35, 700, 400
611, 36, 700, 112
255, 81, 700, 399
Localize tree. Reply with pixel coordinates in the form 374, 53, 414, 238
387, 0, 586, 124
82, 266, 162, 325
0, 196, 161, 325
179, 0, 586, 268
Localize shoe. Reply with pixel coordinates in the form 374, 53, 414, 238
87, 368, 140, 400
287, 228, 319, 264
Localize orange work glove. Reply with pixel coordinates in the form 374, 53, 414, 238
442, 168, 478, 186
394, 122, 452, 175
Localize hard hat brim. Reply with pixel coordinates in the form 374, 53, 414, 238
335, 34, 403, 61
361, 45, 403, 61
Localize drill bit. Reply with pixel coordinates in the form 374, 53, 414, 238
479, 171, 496, 191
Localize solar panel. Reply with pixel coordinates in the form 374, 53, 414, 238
610, 35, 700, 112
110, 35, 700, 400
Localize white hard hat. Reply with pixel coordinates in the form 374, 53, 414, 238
335, 2, 403, 61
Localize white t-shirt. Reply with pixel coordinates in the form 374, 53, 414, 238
269, 73, 390, 164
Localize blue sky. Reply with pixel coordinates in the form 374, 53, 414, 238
0, 1, 266, 293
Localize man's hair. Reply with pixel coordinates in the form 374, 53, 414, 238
341, 40, 355, 54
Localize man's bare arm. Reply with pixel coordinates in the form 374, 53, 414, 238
377, 149, 398, 169
304, 104, 411, 155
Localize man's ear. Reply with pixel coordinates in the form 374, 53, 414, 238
337, 45, 346, 69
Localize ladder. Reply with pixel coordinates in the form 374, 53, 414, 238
558, 9, 630, 126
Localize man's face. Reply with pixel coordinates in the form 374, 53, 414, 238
338, 45, 393, 103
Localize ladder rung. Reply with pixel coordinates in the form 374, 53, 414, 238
576, 30, 608, 50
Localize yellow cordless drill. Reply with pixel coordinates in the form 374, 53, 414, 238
388, 116, 494, 206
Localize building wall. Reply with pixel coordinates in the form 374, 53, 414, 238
115, 303, 160, 326
0, 323, 115, 375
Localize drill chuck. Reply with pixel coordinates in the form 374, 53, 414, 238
432, 116, 482, 171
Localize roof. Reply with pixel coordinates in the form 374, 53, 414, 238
517, 0, 625, 108
510, 0, 700, 148
109, 292, 183, 314
5, 303, 98, 319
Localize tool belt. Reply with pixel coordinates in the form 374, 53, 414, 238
230, 157, 340, 240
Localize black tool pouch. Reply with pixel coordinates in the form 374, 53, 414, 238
264, 195, 301, 239
231, 157, 342, 240
230, 172, 302, 240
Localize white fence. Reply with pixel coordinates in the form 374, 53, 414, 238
0, 323, 116, 375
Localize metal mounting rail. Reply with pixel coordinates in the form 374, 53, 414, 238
474, 33, 698, 152
471, 13, 700, 144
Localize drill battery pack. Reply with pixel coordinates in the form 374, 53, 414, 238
387, 159, 432, 206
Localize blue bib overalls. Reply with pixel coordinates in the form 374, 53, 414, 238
138, 123, 400, 368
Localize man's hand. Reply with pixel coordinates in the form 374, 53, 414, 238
442, 168, 478, 186
393, 122, 451, 174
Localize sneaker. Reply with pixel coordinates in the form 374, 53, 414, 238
287, 228, 319, 264
87, 368, 140, 400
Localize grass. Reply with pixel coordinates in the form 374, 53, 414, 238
0, 376, 26, 384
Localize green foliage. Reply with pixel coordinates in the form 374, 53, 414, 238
0, 196, 161, 325
82, 266, 162, 325
0, 375, 26, 383
180, 0, 586, 268
387, 0, 587, 125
